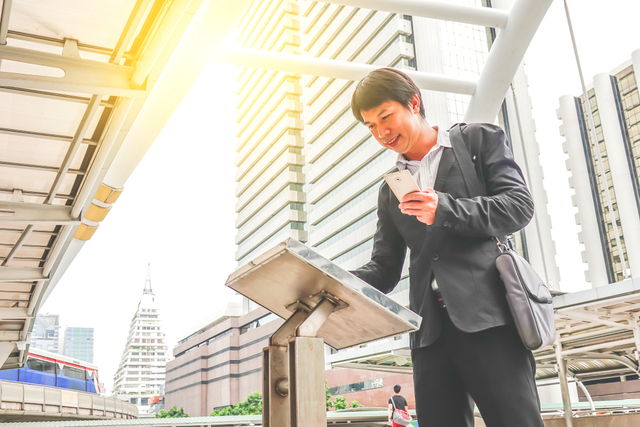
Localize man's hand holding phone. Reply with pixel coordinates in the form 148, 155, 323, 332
384, 170, 438, 225
400, 189, 438, 225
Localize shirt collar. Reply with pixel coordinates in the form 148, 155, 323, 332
396, 126, 451, 165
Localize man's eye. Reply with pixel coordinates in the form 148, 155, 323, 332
368, 124, 375, 130
382, 115, 390, 120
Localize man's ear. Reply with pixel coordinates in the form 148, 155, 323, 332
410, 94, 421, 114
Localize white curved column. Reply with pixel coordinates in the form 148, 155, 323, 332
558, 94, 609, 287
505, 66, 561, 290
593, 73, 640, 278
632, 49, 640, 83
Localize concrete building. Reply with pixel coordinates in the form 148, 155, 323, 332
112, 267, 170, 415
62, 327, 94, 363
164, 303, 282, 417
29, 314, 60, 354
557, 48, 640, 287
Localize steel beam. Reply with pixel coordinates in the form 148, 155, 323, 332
0, 267, 45, 282
130, 0, 193, 87
0, 127, 97, 146
110, 0, 154, 63
0, 161, 85, 176
0, 44, 143, 96
0, 0, 12, 45
554, 338, 574, 427
464, 0, 553, 122
7, 31, 114, 57
327, 0, 508, 28
0, 201, 78, 225
212, 47, 477, 95
560, 309, 636, 330
46, 95, 101, 203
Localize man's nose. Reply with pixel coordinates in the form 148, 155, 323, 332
377, 126, 389, 139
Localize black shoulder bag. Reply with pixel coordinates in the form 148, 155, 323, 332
449, 124, 556, 350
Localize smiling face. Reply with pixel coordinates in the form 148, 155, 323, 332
360, 95, 426, 161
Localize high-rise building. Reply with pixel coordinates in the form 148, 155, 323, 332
63, 327, 94, 363
30, 314, 60, 353
112, 266, 170, 414
234, 0, 305, 266
557, 49, 640, 287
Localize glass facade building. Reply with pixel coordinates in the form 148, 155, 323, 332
558, 50, 640, 286
30, 314, 60, 354
63, 327, 94, 363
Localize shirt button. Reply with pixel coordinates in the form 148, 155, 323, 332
431, 254, 439, 261
454, 224, 460, 230
443, 221, 449, 227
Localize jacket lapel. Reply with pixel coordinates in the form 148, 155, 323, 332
433, 147, 455, 192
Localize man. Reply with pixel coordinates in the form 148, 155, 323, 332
388, 384, 409, 427
350, 68, 542, 427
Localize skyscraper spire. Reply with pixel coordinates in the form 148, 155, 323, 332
143, 262, 153, 294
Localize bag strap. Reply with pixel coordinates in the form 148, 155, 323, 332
390, 396, 397, 410
449, 124, 509, 251
449, 124, 484, 198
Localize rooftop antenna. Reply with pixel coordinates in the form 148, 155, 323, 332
143, 262, 153, 294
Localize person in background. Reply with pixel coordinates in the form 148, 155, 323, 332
388, 384, 409, 427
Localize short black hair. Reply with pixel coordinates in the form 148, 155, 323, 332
351, 68, 425, 123
393, 384, 401, 394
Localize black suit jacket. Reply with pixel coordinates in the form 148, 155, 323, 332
352, 123, 534, 349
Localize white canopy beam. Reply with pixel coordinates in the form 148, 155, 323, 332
464, 0, 553, 123
0, 201, 79, 225
0, 0, 12, 45
212, 47, 477, 95
327, 0, 508, 28
0, 44, 144, 96
0, 127, 97, 146
0, 267, 45, 282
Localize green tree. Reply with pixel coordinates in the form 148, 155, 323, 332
156, 406, 189, 418
325, 381, 365, 411
211, 391, 263, 416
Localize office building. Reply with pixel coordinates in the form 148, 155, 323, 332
557, 48, 640, 287
112, 267, 170, 415
164, 303, 282, 417
63, 327, 94, 363
30, 314, 60, 354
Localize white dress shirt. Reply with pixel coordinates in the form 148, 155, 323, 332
395, 126, 451, 292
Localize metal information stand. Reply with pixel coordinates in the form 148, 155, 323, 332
226, 238, 422, 427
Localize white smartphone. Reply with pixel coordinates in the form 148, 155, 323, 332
384, 170, 421, 201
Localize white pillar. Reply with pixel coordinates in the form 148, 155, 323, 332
557, 94, 610, 287
631, 49, 640, 78
593, 73, 640, 278
505, 66, 561, 290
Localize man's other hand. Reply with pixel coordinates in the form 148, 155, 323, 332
399, 188, 438, 225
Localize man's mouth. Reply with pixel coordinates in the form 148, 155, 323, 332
387, 135, 400, 147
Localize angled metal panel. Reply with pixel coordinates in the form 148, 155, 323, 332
0, 201, 78, 225
0, 45, 144, 96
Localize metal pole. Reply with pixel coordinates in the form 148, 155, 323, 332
564, 0, 629, 278
554, 338, 574, 427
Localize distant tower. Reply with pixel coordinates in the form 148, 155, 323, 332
63, 327, 94, 363
112, 264, 170, 414
30, 313, 60, 353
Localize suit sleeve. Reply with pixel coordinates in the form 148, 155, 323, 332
434, 124, 534, 237
351, 183, 406, 294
